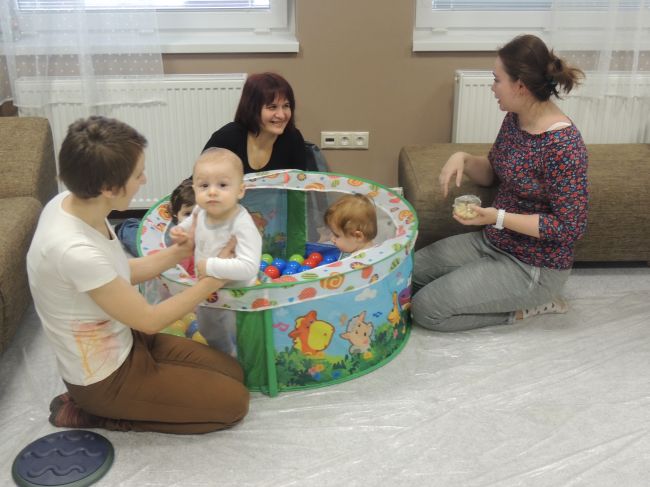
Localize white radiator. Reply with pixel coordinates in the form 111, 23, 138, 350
452, 70, 650, 144
17, 74, 246, 208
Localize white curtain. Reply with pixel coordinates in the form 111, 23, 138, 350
549, 0, 650, 98
0, 0, 164, 110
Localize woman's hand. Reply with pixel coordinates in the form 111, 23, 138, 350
195, 236, 238, 280
196, 260, 207, 280
129, 213, 197, 284
169, 226, 189, 245
218, 236, 237, 259
170, 213, 198, 258
453, 205, 498, 227
439, 152, 467, 198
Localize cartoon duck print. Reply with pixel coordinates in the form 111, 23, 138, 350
340, 311, 374, 354
387, 291, 401, 327
398, 286, 412, 311
288, 310, 334, 356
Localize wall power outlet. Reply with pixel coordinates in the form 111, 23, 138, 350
320, 131, 369, 150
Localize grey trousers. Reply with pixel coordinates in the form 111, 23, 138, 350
197, 306, 238, 357
411, 231, 570, 332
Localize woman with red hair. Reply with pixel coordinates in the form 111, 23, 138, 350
116, 73, 309, 253
203, 72, 308, 173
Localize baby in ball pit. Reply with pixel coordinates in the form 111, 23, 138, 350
258, 192, 376, 282
324, 193, 377, 258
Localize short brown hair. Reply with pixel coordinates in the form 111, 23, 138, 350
324, 193, 377, 241
58, 116, 147, 198
170, 178, 195, 224
234, 72, 297, 136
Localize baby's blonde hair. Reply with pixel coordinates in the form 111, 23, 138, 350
324, 193, 377, 241
195, 147, 244, 180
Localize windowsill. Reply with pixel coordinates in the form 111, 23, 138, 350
3, 31, 299, 56
159, 30, 300, 54
412, 28, 543, 52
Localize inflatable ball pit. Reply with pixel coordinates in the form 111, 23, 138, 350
139, 170, 418, 396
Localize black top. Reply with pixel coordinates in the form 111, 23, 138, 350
202, 121, 308, 174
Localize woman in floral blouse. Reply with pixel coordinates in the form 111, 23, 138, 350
412, 34, 588, 332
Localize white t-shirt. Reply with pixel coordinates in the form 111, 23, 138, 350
26, 192, 133, 386
178, 204, 261, 287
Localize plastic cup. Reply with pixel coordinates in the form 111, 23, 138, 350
453, 195, 481, 219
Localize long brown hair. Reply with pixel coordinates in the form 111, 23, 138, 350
498, 34, 585, 101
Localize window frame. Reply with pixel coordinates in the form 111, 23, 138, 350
12, 0, 298, 54
413, 0, 648, 52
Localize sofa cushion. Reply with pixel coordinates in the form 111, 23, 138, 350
574, 144, 650, 262
0, 196, 42, 353
0, 117, 57, 204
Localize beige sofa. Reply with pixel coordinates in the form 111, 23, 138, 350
0, 117, 57, 354
398, 143, 650, 264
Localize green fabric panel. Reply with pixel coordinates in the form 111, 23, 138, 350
286, 190, 307, 258
236, 311, 270, 391
263, 311, 279, 397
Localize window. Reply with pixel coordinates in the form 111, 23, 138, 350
413, 0, 647, 52
14, 0, 297, 54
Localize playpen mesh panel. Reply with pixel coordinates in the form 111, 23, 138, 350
139, 170, 417, 312
139, 170, 418, 395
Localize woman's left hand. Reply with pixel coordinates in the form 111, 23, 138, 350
453, 205, 498, 227
196, 259, 207, 280
195, 237, 237, 280
174, 213, 198, 258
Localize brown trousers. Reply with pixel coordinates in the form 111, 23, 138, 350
65, 330, 249, 434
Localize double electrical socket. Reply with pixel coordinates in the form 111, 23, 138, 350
320, 131, 369, 150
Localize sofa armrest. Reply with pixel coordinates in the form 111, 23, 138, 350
0, 117, 58, 205
398, 143, 495, 250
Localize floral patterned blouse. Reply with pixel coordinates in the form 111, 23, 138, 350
484, 112, 589, 270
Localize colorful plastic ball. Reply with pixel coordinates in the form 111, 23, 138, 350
186, 320, 199, 338
302, 258, 316, 268
259, 261, 269, 271
282, 267, 297, 275
286, 260, 301, 271
261, 253, 274, 264
324, 251, 340, 261
299, 265, 312, 272
264, 265, 281, 279
166, 320, 186, 337
182, 312, 197, 326
271, 258, 286, 271
289, 254, 304, 264
322, 254, 338, 264
307, 252, 323, 264
191, 332, 208, 345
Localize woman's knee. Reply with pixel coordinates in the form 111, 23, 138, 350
411, 292, 446, 332
222, 383, 250, 426
412, 253, 438, 291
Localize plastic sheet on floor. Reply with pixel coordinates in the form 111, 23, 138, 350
2, 267, 649, 487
